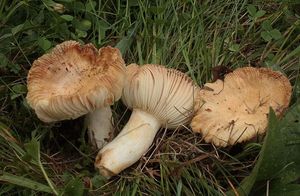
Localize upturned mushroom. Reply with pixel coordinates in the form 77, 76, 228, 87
26, 40, 126, 148
191, 67, 292, 147
95, 64, 199, 177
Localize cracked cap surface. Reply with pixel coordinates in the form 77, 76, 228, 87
190, 67, 292, 147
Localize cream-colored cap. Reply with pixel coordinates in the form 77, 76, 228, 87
122, 64, 199, 128
26, 40, 126, 122
191, 67, 292, 147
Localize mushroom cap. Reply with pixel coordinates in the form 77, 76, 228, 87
26, 40, 126, 122
190, 67, 292, 147
122, 64, 199, 129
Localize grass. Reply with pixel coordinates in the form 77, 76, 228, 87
0, 0, 300, 195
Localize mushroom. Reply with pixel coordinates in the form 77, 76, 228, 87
26, 40, 126, 149
95, 64, 199, 177
190, 67, 292, 147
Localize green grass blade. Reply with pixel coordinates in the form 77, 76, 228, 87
228, 103, 300, 195
0, 173, 53, 193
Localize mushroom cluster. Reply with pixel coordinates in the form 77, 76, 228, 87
26, 40, 292, 178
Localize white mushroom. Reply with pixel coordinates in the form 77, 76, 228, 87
95, 64, 199, 177
191, 67, 292, 147
26, 41, 126, 149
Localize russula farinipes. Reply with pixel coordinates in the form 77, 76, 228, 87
95, 64, 199, 177
26, 40, 126, 148
190, 67, 292, 147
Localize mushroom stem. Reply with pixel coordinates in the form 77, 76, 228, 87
86, 107, 113, 149
95, 109, 160, 177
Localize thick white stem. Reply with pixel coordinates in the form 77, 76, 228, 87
95, 109, 160, 177
85, 107, 113, 149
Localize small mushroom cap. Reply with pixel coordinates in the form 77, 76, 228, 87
122, 64, 199, 128
26, 41, 126, 122
191, 67, 292, 147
